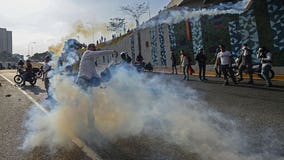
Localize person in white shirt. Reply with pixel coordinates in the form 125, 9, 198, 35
257, 47, 273, 87
76, 43, 116, 90
42, 55, 52, 98
216, 44, 237, 86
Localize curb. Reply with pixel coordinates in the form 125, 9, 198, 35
154, 68, 284, 81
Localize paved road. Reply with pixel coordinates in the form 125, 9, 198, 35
0, 70, 91, 160
1, 69, 284, 160
83, 72, 284, 160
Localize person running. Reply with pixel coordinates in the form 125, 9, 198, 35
195, 48, 207, 81
257, 47, 273, 87
216, 45, 237, 86
237, 43, 254, 84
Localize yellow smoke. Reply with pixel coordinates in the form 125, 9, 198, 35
47, 20, 108, 56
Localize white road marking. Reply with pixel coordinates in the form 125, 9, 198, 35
0, 73, 103, 160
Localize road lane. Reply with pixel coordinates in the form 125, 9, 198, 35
1, 69, 284, 159
0, 70, 92, 160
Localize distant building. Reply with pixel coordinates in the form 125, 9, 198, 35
0, 28, 12, 54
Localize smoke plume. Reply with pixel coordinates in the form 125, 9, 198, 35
140, 0, 250, 29
22, 66, 282, 160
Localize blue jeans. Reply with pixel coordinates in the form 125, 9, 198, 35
261, 64, 272, 86
76, 76, 101, 90
183, 64, 189, 79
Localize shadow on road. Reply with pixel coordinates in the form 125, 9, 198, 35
20, 85, 46, 95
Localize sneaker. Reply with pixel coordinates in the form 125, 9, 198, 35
203, 78, 208, 81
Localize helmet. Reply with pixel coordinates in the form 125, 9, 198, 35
120, 51, 127, 55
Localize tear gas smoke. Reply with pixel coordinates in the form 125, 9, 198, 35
140, 0, 250, 29
22, 0, 283, 159
48, 20, 107, 56
22, 66, 282, 160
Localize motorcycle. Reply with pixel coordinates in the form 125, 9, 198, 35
232, 57, 275, 80
33, 66, 44, 78
14, 67, 38, 86
133, 62, 153, 72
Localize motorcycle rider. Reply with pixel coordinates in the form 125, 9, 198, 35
17, 59, 25, 74
136, 52, 144, 64
238, 43, 254, 84
121, 52, 132, 64
257, 47, 272, 87
21, 59, 33, 86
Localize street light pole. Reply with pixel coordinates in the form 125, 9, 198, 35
27, 41, 36, 58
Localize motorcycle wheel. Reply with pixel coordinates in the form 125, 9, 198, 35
36, 71, 43, 78
14, 75, 23, 84
29, 77, 37, 86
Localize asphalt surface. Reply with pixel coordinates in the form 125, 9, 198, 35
0, 70, 91, 160
0, 69, 284, 160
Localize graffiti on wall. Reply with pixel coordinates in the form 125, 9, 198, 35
229, 9, 259, 55
168, 24, 177, 51
150, 27, 158, 65
267, 0, 284, 51
228, 21, 242, 55
190, 17, 203, 54
158, 24, 167, 66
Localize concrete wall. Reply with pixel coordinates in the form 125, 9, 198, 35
102, 24, 174, 68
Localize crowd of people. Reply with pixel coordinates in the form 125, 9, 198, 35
170, 44, 274, 87
15, 42, 274, 100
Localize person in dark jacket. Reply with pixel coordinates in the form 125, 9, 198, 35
238, 43, 253, 84
195, 48, 207, 81
21, 60, 33, 86
171, 51, 178, 74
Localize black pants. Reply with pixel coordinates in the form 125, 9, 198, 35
198, 63, 206, 79
221, 65, 236, 83
239, 65, 253, 82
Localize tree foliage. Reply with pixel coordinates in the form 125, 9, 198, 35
120, 2, 149, 27
107, 18, 126, 35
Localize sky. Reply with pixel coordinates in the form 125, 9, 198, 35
0, 0, 170, 56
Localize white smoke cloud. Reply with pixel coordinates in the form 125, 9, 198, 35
140, 0, 250, 29
22, 66, 282, 160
